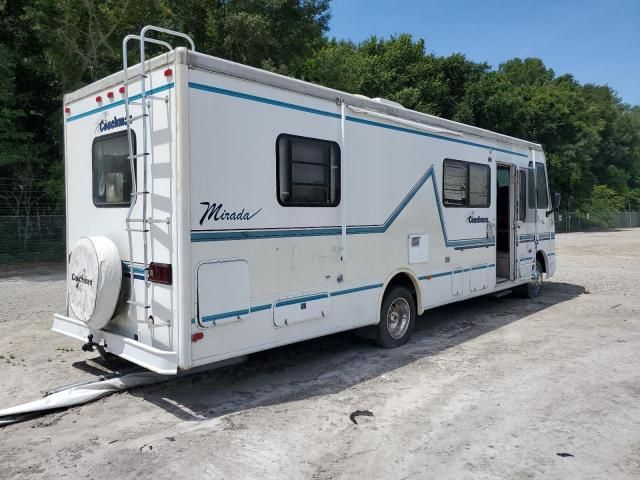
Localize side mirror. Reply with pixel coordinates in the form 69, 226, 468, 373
546, 192, 561, 217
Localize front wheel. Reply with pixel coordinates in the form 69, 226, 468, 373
376, 286, 416, 348
521, 259, 544, 298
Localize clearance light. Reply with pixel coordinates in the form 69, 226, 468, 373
64, 107, 71, 114
95, 95, 102, 103
119, 86, 126, 94
164, 68, 173, 77
106, 91, 114, 100
148, 262, 172, 285
192, 332, 204, 342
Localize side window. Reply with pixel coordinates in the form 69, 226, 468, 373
92, 131, 136, 208
536, 162, 549, 209
443, 159, 490, 208
277, 134, 340, 207
528, 162, 549, 209
518, 170, 527, 221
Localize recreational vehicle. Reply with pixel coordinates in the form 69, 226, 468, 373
53, 27, 560, 375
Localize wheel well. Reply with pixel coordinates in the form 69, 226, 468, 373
536, 251, 547, 273
385, 272, 419, 309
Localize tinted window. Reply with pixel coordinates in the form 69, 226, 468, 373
92, 131, 135, 207
469, 163, 490, 207
443, 160, 468, 206
536, 163, 549, 209
528, 162, 549, 209
443, 159, 490, 208
277, 134, 340, 207
518, 170, 526, 221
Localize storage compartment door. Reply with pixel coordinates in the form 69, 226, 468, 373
197, 259, 250, 326
469, 264, 489, 292
273, 294, 330, 327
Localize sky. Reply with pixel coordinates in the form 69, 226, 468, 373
328, 0, 639, 105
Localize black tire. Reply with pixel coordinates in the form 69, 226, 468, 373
376, 286, 416, 348
520, 259, 544, 299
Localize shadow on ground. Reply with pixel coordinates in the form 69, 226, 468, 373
94, 281, 586, 422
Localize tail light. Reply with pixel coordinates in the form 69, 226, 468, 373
148, 262, 172, 285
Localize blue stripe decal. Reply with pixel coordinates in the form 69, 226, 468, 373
418, 263, 496, 280
275, 293, 328, 307
191, 165, 494, 250
188, 82, 527, 158
329, 283, 384, 297
201, 308, 250, 323
195, 282, 383, 324
66, 83, 175, 122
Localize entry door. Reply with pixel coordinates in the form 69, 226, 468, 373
516, 168, 535, 280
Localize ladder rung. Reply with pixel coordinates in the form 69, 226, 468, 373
127, 217, 170, 224
126, 228, 149, 233
146, 217, 171, 224
127, 300, 150, 308
125, 101, 142, 106
132, 191, 149, 196
142, 95, 168, 102
127, 114, 149, 123
128, 152, 149, 159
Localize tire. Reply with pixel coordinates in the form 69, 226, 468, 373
376, 286, 416, 348
521, 259, 545, 299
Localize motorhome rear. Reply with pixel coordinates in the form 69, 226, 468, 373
53, 27, 559, 375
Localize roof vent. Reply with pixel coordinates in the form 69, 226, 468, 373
372, 97, 404, 109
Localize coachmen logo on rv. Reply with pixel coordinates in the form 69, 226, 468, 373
199, 202, 262, 225
98, 116, 126, 132
71, 272, 93, 288
468, 216, 489, 224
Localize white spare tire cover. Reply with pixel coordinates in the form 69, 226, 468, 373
68, 237, 122, 329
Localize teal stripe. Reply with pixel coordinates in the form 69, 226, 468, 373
201, 308, 250, 323
66, 83, 174, 122
275, 293, 328, 307
191, 165, 494, 251
195, 281, 383, 324
418, 263, 495, 280
188, 82, 527, 158
330, 283, 384, 297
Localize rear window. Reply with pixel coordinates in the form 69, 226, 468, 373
92, 131, 136, 208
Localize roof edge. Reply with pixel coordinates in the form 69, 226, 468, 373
186, 50, 542, 152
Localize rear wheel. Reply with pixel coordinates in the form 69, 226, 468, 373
376, 286, 416, 348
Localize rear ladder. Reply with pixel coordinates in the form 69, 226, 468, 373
121, 26, 195, 324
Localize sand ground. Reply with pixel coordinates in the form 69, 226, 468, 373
0, 230, 639, 479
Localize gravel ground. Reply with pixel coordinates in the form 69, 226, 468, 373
0, 230, 639, 479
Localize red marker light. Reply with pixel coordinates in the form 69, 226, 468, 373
148, 262, 172, 285
119, 86, 126, 94
95, 95, 102, 103
106, 91, 114, 99
64, 107, 71, 114
191, 332, 204, 342
164, 68, 173, 77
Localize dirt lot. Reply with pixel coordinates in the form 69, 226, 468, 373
1, 231, 639, 479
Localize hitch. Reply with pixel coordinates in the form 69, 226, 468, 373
81, 334, 109, 359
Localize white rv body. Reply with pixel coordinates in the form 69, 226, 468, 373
53, 42, 556, 375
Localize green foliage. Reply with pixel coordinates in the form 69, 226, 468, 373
0, 2, 638, 218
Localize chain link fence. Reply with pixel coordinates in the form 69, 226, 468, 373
0, 215, 66, 263
554, 210, 640, 233
0, 211, 638, 263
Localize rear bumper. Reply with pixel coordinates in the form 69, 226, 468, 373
52, 314, 178, 375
